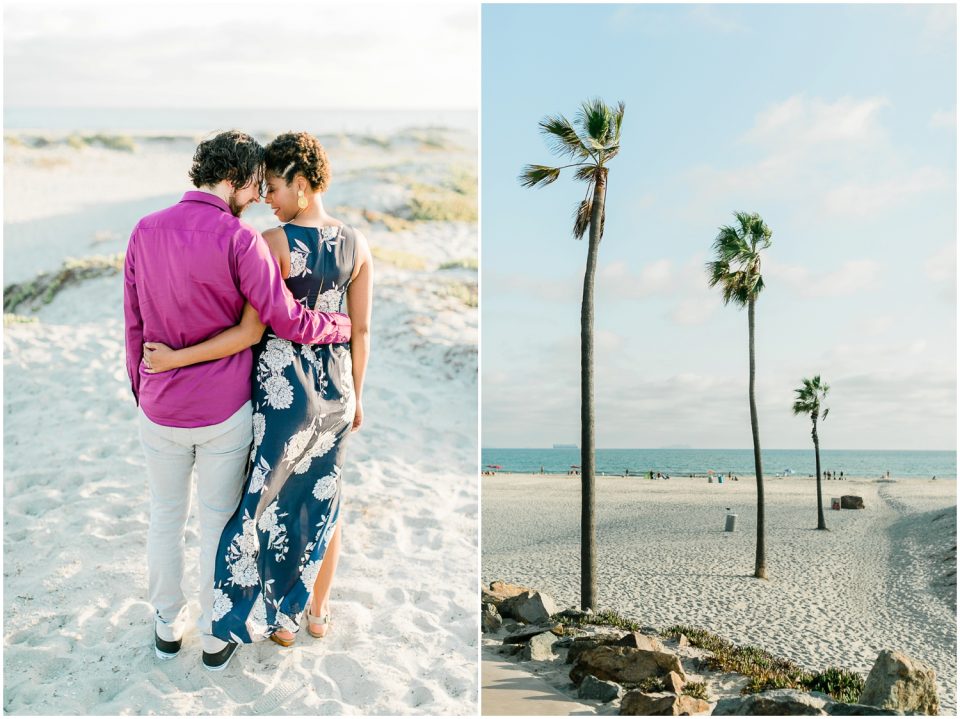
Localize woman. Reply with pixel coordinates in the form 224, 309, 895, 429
143, 131, 373, 647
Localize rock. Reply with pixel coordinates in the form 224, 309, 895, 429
481, 604, 502, 633
520, 632, 557, 661
617, 631, 665, 652
565, 634, 624, 664
677, 634, 690, 648
619, 691, 711, 716
555, 607, 591, 621
497, 643, 521, 656
482, 580, 530, 607
501, 620, 521, 633
569, 645, 686, 686
554, 637, 574, 649
499, 590, 558, 624
502, 624, 556, 644
859, 650, 939, 715
577, 674, 623, 702
665, 670, 684, 694
712, 689, 832, 715
826, 703, 903, 715
841, 495, 865, 509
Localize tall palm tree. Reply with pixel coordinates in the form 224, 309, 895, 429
519, 98, 625, 610
792, 375, 830, 530
707, 212, 772, 580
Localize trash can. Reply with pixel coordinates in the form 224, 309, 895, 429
724, 513, 737, 532
831, 497, 841, 510
708, 476, 714, 483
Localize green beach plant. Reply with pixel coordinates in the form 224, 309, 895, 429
792, 375, 831, 530
519, 97, 625, 611
706, 212, 773, 579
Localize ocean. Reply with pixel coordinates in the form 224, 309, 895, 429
481, 448, 957, 479
3, 107, 477, 135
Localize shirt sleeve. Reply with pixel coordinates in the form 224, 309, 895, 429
122, 230, 143, 404
233, 229, 351, 344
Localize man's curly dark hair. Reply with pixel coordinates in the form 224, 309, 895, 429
264, 132, 331, 192
188, 130, 264, 190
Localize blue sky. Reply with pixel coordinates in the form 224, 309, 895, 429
482, 4, 956, 450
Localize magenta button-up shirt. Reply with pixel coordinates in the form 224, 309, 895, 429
123, 191, 351, 428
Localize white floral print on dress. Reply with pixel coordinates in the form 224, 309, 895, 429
247, 594, 269, 638
249, 456, 271, 494
314, 288, 344, 313
301, 559, 322, 591
283, 421, 316, 468
252, 413, 266, 448
257, 499, 290, 561
263, 374, 294, 409
211, 587, 233, 622
312, 465, 341, 501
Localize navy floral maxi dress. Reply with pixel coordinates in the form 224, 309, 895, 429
211, 224, 356, 643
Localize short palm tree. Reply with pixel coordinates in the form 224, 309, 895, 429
519, 98, 625, 610
793, 375, 830, 530
707, 211, 772, 579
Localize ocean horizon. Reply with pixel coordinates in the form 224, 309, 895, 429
3, 106, 477, 135
482, 447, 958, 479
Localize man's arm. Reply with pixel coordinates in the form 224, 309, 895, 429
234, 229, 351, 345
122, 231, 143, 404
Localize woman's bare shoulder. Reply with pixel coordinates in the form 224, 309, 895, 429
262, 227, 289, 253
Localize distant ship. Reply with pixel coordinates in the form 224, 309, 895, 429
552, 443, 577, 449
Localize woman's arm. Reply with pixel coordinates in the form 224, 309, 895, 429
346, 230, 374, 431
143, 302, 266, 373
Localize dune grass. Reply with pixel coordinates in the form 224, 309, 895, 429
369, 246, 428, 271
4, 254, 125, 313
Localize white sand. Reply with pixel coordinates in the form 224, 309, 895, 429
3, 130, 478, 714
482, 473, 957, 714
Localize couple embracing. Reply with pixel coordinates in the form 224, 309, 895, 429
123, 129, 373, 670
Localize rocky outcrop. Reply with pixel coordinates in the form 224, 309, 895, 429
481, 603, 502, 633
617, 631, 665, 652
499, 590, 558, 624
577, 674, 622, 702
569, 645, 686, 686
520, 632, 558, 661
712, 689, 833, 715
565, 634, 629, 665
619, 690, 710, 716
859, 650, 939, 715
840, 495, 865, 509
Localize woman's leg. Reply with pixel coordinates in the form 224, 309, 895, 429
309, 523, 342, 634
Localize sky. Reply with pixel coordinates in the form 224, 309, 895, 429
482, 4, 957, 451
3, 1, 478, 110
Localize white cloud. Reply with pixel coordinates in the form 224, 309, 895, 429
931, 108, 957, 128
822, 168, 952, 217
765, 258, 881, 298
686, 5, 748, 34
743, 95, 889, 148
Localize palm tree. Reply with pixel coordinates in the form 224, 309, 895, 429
707, 212, 772, 579
792, 375, 830, 530
519, 98, 625, 610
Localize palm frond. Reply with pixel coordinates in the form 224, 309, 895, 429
576, 97, 612, 144
573, 198, 592, 240
538, 114, 593, 160
518, 164, 562, 188
612, 101, 626, 143
574, 165, 600, 183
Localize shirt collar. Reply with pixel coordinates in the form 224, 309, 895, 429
181, 190, 231, 213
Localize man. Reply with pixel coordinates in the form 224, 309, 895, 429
123, 130, 351, 671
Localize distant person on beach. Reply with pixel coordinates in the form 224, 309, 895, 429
127, 130, 371, 669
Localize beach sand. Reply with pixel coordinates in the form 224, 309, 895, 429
3, 128, 478, 714
482, 472, 957, 714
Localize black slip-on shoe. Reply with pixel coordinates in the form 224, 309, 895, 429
155, 629, 182, 659
202, 642, 239, 671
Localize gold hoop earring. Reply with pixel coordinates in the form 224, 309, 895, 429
297, 190, 308, 210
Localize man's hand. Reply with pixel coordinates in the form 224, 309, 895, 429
143, 342, 179, 373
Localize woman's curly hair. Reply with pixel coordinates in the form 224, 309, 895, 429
264, 132, 331, 192
189, 130, 264, 190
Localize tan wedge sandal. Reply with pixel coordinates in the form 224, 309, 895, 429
306, 607, 331, 639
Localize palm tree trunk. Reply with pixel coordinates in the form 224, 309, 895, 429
580, 170, 606, 611
813, 421, 827, 530
748, 296, 767, 579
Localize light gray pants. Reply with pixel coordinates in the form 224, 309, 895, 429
139, 402, 252, 653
